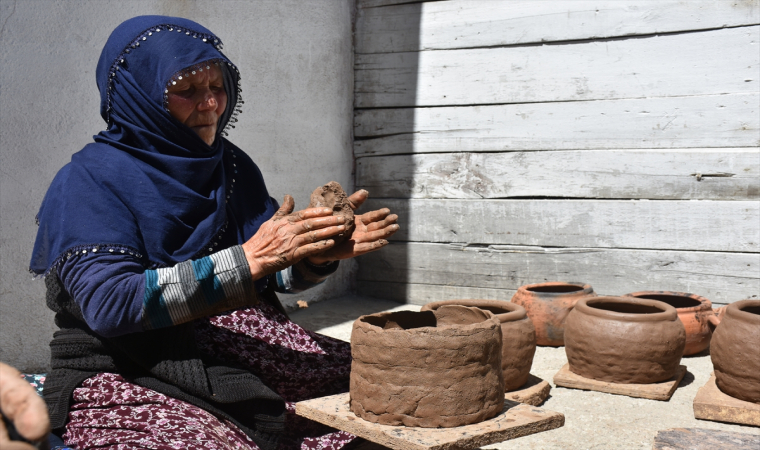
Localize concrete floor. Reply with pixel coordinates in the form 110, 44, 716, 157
290, 295, 760, 449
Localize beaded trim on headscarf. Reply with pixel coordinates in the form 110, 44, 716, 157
163, 59, 244, 138
103, 23, 244, 136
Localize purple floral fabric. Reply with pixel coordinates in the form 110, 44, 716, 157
62, 302, 356, 450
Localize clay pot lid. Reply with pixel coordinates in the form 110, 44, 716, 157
358, 306, 497, 333
420, 299, 527, 322
519, 281, 593, 296
724, 299, 760, 324
624, 290, 712, 312
575, 296, 678, 322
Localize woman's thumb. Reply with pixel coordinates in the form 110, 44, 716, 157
274, 195, 295, 217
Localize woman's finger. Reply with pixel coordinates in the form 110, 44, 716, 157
357, 208, 391, 224
294, 239, 335, 260
289, 207, 335, 222
355, 224, 399, 243
364, 214, 398, 233
346, 189, 369, 210
295, 215, 345, 233
298, 225, 345, 245
273, 195, 295, 218
350, 239, 389, 256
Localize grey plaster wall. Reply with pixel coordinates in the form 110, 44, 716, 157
0, 0, 356, 371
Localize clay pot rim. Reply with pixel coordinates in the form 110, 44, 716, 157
623, 290, 712, 312
357, 306, 499, 333
420, 299, 527, 322
575, 296, 678, 322
518, 281, 594, 296
725, 299, 760, 324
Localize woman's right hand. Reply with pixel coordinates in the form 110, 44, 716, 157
242, 195, 345, 280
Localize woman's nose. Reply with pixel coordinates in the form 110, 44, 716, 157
198, 90, 217, 110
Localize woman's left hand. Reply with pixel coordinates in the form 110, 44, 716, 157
306, 190, 399, 265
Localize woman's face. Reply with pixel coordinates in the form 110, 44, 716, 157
166, 64, 227, 146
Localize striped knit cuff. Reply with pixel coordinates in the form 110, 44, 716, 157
142, 246, 255, 330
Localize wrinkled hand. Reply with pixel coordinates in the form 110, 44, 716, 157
0, 362, 50, 450
243, 195, 346, 280
307, 190, 399, 265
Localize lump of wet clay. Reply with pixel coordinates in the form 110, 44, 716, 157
308, 181, 354, 244
350, 306, 505, 428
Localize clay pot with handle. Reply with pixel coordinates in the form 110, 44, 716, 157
564, 296, 686, 384
710, 299, 760, 403
421, 299, 536, 392
624, 291, 720, 356
510, 281, 595, 346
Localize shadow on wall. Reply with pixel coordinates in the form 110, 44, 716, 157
353, 1, 421, 304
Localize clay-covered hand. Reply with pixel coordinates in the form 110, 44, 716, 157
242, 195, 346, 280
307, 190, 399, 265
0, 362, 50, 450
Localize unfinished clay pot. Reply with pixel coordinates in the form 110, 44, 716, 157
421, 299, 536, 392
710, 299, 760, 403
624, 291, 719, 356
308, 181, 354, 244
350, 306, 504, 427
564, 296, 686, 384
510, 281, 595, 346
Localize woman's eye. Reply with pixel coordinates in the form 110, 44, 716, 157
211, 85, 223, 92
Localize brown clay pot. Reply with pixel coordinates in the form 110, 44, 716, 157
710, 299, 760, 403
350, 306, 505, 427
564, 296, 686, 384
421, 299, 536, 392
510, 281, 595, 346
624, 291, 719, 356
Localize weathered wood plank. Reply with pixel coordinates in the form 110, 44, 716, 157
356, 27, 760, 108
355, 242, 760, 304
354, 94, 760, 155
357, 0, 760, 53
356, 149, 760, 200
553, 364, 686, 401
693, 374, 760, 427
358, 0, 436, 9
362, 199, 760, 252
357, 281, 516, 304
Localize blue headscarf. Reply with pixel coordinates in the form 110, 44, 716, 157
30, 15, 278, 274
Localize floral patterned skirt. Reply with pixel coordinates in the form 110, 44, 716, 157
63, 302, 356, 450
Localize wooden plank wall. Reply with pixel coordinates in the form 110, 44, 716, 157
353, 0, 760, 306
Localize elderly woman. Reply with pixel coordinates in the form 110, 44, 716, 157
30, 15, 398, 450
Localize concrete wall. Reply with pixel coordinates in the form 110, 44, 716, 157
0, 0, 355, 372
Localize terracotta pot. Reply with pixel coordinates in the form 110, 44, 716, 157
564, 296, 686, 384
350, 306, 505, 427
624, 291, 718, 356
421, 299, 536, 392
710, 300, 760, 403
510, 281, 595, 346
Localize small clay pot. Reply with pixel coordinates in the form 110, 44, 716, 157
308, 181, 355, 244
421, 299, 536, 392
510, 281, 595, 346
710, 300, 760, 403
350, 306, 504, 427
564, 296, 686, 384
624, 291, 718, 356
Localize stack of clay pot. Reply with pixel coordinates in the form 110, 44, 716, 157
421, 299, 537, 392
350, 306, 505, 427
511, 281, 595, 346
564, 296, 686, 383
624, 291, 720, 356
710, 299, 760, 403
